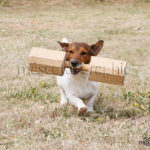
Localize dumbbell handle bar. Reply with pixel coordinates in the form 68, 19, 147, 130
65, 61, 90, 71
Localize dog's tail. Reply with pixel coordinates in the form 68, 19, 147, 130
62, 38, 69, 43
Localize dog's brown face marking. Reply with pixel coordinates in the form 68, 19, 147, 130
66, 42, 91, 64
58, 40, 104, 75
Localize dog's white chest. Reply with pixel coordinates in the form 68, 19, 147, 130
57, 69, 99, 99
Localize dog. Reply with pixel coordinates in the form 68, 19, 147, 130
57, 38, 104, 115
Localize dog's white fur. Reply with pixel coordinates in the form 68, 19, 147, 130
57, 38, 99, 113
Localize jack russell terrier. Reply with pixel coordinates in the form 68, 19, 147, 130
57, 38, 104, 115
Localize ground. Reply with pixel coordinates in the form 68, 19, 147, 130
0, 1, 150, 150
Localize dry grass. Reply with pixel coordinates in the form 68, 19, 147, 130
0, 1, 150, 150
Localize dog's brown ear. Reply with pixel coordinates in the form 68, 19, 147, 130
90, 40, 104, 56
58, 41, 69, 52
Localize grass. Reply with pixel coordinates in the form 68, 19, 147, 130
0, 1, 150, 150
10, 86, 58, 102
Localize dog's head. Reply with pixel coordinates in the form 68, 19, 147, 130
58, 40, 104, 75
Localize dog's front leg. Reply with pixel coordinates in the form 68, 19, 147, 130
59, 86, 68, 106
67, 95, 87, 115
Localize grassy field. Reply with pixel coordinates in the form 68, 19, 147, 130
0, 1, 150, 150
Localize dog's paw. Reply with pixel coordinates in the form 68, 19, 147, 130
79, 107, 87, 116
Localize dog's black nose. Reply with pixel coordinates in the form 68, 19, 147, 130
71, 59, 78, 68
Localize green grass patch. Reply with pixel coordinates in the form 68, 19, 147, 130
0, 0, 10, 7
137, 0, 150, 3
10, 86, 58, 103
99, 106, 140, 119
104, 27, 136, 36
39, 80, 56, 89
136, 48, 147, 56
123, 91, 150, 112
94, 91, 150, 120
0, 86, 4, 92
40, 127, 66, 139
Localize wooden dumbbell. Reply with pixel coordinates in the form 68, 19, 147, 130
29, 47, 127, 85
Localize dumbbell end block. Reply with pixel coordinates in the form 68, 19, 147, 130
89, 56, 127, 85
29, 47, 66, 75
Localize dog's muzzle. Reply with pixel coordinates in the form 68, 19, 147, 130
70, 59, 82, 75
71, 59, 78, 68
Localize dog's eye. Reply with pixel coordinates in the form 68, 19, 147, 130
68, 50, 73, 54
80, 51, 88, 55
